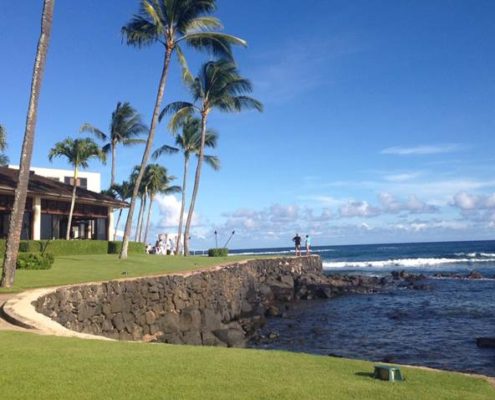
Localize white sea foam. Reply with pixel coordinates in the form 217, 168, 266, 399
231, 248, 335, 256
323, 257, 495, 269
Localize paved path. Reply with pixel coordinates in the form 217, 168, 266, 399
0, 293, 29, 331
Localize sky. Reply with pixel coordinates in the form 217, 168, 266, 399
1, 0, 495, 249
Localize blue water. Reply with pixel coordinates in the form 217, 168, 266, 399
233, 241, 495, 376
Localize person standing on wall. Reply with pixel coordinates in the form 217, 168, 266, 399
305, 234, 311, 255
292, 233, 302, 256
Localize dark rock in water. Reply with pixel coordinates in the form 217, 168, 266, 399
467, 271, 483, 280
476, 337, 495, 348
381, 355, 397, 363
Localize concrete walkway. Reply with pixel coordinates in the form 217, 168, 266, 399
0, 293, 27, 331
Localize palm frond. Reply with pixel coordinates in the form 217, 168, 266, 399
122, 138, 146, 146
152, 144, 179, 160
203, 155, 220, 171
80, 123, 108, 141
175, 45, 194, 85
181, 32, 247, 60
122, 15, 163, 47
159, 101, 195, 121
184, 16, 222, 32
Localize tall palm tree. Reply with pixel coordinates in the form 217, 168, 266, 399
129, 165, 148, 242
1, 0, 55, 288
162, 60, 263, 255
153, 115, 219, 254
0, 124, 9, 165
108, 181, 133, 240
48, 138, 106, 240
119, 0, 246, 259
142, 163, 180, 244
80, 102, 147, 187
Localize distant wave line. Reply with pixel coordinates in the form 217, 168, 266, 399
323, 257, 495, 269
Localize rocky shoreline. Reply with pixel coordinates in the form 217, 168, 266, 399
35, 256, 428, 348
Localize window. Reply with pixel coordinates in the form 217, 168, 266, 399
64, 176, 88, 189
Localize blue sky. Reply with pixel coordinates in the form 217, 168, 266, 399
1, 0, 495, 249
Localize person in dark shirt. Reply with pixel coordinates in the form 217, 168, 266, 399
292, 233, 302, 256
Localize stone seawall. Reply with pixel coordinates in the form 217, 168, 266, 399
35, 256, 322, 347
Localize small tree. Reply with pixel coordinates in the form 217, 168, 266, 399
48, 138, 106, 240
81, 101, 147, 187
107, 181, 133, 240
142, 163, 180, 244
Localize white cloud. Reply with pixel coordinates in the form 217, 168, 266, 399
379, 192, 438, 214
381, 144, 463, 156
452, 191, 495, 211
155, 194, 182, 228
339, 201, 380, 218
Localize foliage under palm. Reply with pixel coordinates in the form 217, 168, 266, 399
0, 124, 9, 165
81, 102, 146, 187
162, 60, 263, 255
119, 0, 246, 259
48, 138, 106, 240
153, 115, 219, 254
1, 0, 54, 288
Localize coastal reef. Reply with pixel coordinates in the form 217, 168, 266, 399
35, 256, 421, 347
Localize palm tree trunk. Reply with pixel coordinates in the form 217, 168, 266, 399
111, 142, 116, 188
143, 194, 154, 245
138, 190, 147, 242
176, 155, 189, 255
66, 166, 78, 240
120, 47, 173, 259
135, 195, 144, 242
1, 0, 54, 288
184, 112, 208, 256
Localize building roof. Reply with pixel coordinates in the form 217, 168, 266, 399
0, 167, 127, 208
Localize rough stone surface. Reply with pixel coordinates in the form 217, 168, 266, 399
35, 257, 323, 347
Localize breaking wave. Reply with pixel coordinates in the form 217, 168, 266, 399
323, 257, 495, 269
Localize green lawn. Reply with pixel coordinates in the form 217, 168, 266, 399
0, 331, 492, 400
0, 254, 255, 293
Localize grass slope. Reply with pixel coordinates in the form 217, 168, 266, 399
0, 254, 253, 293
0, 331, 492, 400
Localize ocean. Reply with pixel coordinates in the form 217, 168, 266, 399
232, 240, 495, 376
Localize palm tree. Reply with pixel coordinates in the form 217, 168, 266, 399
80, 102, 147, 187
153, 115, 219, 254
142, 164, 180, 244
129, 166, 148, 242
0, 124, 9, 165
1, 0, 55, 288
48, 138, 106, 240
119, 0, 246, 259
108, 181, 133, 241
162, 60, 263, 255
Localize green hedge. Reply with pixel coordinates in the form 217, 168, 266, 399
208, 248, 229, 257
16, 252, 55, 270
108, 241, 145, 255
0, 239, 145, 256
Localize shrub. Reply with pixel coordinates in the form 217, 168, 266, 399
108, 241, 145, 255
33, 240, 109, 256
16, 252, 55, 270
208, 248, 229, 257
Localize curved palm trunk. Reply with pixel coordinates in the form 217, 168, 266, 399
66, 166, 78, 240
184, 113, 208, 256
143, 194, 154, 245
113, 208, 123, 241
120, 47, 173, 259
176, 155, 189, 255
1, 0, 54, 288
111, 142, 116, 188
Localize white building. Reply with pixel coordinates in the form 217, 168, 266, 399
8, 165, 101, 193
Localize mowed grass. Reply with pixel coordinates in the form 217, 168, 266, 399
0, 254, 256, 293
0, 331, 492, 400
